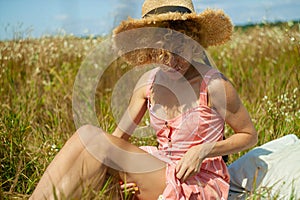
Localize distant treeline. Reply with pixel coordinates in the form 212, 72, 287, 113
235, 19, 300, 30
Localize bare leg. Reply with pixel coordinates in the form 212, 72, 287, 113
30, 129, 107, 199
30, 125, 167, 200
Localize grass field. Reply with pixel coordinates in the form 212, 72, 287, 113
0, 22, 299, 199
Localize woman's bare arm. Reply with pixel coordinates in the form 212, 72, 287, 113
207, 77, 258, 157
175, 74, 258, 181
112, 70, 154, 140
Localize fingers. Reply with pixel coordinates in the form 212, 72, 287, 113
175, 158, 201, 181
175, 159, 184, 180
183, 167, 199, 181
119, 181, 139, 193
177, 166, 196, 182
120, 182, 136, 190
175, 160, 190, 181
176, 168, 186, 180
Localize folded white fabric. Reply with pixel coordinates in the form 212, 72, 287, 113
228, 134, 300, 200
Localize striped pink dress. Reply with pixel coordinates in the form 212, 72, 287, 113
141, 68, 230, 200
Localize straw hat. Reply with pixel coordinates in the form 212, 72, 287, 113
113, 0, 234, 48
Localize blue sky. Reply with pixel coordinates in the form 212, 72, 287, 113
0, 0, 299, 40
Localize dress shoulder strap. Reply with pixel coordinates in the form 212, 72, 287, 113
199, 68, 221, 106
146, 67, 160, 99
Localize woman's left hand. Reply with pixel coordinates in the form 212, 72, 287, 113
175, 143, 215, 181
175, 145, 204, 181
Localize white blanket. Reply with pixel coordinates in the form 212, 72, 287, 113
228, 134, 300, 200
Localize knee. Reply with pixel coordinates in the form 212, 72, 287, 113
75, 125, 112, 163
77, 124, 96, 133
75, 124, 110, 148
75, 125, 103, 145
63, 125, 99, 148
76, 124, 105, 136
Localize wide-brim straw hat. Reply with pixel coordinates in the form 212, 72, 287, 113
113, 0, 234, 48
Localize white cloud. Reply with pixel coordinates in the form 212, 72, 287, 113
54, 14, 69, 21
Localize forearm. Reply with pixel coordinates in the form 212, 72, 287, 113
206, 131, 258, 158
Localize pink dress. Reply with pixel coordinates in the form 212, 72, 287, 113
140, 68, 230, 200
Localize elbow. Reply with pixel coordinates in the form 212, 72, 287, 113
249, 130, 258, 148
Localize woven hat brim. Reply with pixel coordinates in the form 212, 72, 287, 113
113, 9, 233, 48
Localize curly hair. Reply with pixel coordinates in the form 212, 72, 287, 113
119, 22, 209, 67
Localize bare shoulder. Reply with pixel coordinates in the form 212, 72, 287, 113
207, 73, 257, 144
134, 68, 159, 99
207, 74, 241, 115
137, 68, 158, 83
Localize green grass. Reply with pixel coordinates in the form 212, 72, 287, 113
0, 22, 299, 199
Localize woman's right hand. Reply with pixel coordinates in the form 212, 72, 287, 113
120, 181, 139, 194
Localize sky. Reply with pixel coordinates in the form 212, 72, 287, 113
0, 0, 300, 40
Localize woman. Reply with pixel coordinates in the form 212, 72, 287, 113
30, 0, 257, 199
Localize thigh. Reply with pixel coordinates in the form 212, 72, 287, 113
108, 166, 166, 200
104, 131, 168, 200
78, 125, 167, 200
117, 166, 167, 200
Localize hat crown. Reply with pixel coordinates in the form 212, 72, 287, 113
142, 0, 195, 17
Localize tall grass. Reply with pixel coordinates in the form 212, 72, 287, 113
0, 22, 299, 199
